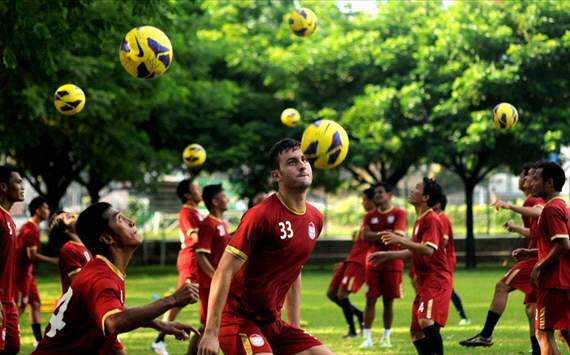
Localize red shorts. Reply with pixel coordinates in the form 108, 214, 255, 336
0, 301, 20, 353
411, 287, 452, 331
16, 275, 41, 307
535, 288, 570, 331
365, 269, 402, 299
199, 287, 210, 325
177, 250, 197, 287
329, 262, 365, 294
219, 313, 322, 355
500, 258, 537, 304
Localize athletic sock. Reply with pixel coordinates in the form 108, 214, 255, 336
423, 324, 443, 355
363, 329, 372, 341
32, 323, 42, 341
480, 310, 501, 338
353, 305, 363, 324
530, 336, 540, 355
155, 332, 166, 343
413, 338, 429, 355
383, 328, 391, 339
338, 298, 356, 334
451, 289, 467, 319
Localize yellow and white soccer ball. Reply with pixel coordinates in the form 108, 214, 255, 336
301, 120, 349, 169
119, 26, 173, 79
288, 8, 318, 37
182, 144, 207, 168
281, 108, 301, 127
492, 102, 518, 129
53, 84, 86, 116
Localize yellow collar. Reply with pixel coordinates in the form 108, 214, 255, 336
377, 207, 394, 214
545, 196, 566, 205
0, 205, 11, 216
417, 208, 433, 220
276, 192, 306, 215
96, 255, 126, 281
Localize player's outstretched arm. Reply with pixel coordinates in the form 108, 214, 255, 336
369, 250, 412, 265
28, 246, 59, 265
493, 200, 542, 218
512, 248, 538, 261
530, 237, 570, 287
105, 280, 199, 336
504, 220, 530, 238
379, 231, 434, 256
285, 273, 301, 327
198, 251, 245, 355
146, 319, 200, 340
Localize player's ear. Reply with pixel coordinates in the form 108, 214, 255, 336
271, 169, 281, 183
0, 182, 7, 193
99, 233, 114, 246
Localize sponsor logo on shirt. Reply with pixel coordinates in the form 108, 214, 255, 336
308, 222, 316, 240
371, 217, 379, 224
249, 334, 265, 347
387, 215, 395, 224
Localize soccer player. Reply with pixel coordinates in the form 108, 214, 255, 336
33, 202, 200, 354
359, 182, 407, 348
460, 163, 542, 353
188, 184, 230, 354
153, 179, 203, 355
527, 161, 570, 354
15, 196, 58, 345
326, 187, 374, 338
198, 138, 332, 355
433, 194, 470, 325
0, 165, 25, 355
370, 177, 452, 355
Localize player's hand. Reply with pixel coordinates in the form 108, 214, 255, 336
493, 200, 510, 211
379, 231, 402, 245
368, 251, 391, 265
170, 280, 199, 308
155, 320, 199, 340
512, 248, 532, 261
503, 220, 515, 232
198, 332, 220, 355
530, 264, 541, 288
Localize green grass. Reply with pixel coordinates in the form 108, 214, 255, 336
20, 266, 554, 354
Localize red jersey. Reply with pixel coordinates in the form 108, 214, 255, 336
345, 228, 370, 265
225, 193, 323, 322
15, 220, 40, 279
411, 210, 452, 290
196, 215, 230, 288
535, 196, 570, 289
58, 241, 92, 293
179, 204, 202, 253
522, 195, 544, 249
363, 207, 407, 271
0, 207, 17, 302
33, 255, 125, 354
438, 212, 456, 271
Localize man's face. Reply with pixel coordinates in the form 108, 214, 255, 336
104, 208, 142, 248
213, 191, 229, 212
272, 147, 312, 189
1, 172, 25, 203
362, 195, 375, 212
522, 168, 536, 191
374, 186, 391, 206
531, 168, 545, 197
408, 182, 425, 206
190, 183, 202, 204
518, 169, 526, 191
37, 202, 50, 221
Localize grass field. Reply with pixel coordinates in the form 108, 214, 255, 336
19, 265, 557, 354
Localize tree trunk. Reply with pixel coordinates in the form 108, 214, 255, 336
464, 181, 477, 268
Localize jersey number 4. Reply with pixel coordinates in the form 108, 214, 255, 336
46, 287, 73, 337
278, 221, 294, 239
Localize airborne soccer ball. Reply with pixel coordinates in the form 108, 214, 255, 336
53, 84, 86, 116
281, 108, 301, 127
182, 144, 206, 168
288, 8, 318, 37
492, 102, 519, 129
119, 26, 173, 79
301, 120, 349, 169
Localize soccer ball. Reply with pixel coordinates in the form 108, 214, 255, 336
288, 8, 318, 37
119, 26, 173, 79
301, 120, 349, 169
281, 108, 301, 127
182, 144, 206, 168
492, 102, 518, 129
53, 84, 86, 116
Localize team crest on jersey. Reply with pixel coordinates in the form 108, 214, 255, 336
371, 217, 379, 224
308, 222, 316, 239
387, 215, 395, 224
249, 334, 265, 347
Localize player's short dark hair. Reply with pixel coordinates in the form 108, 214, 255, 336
422, 177, 443, 208
46, 211, 68, 256
522, 162, 536, 175
376, 181, 394, 194
0, 165, 19, 185
202, 184, 223, 211
269, 139, 301, 170
76, 202, 113, 256
363, 187, 375, 200
28, 196, 47, 216
176, 178, 192, 204
440, 194, 448, 211
537, 161, 566, 192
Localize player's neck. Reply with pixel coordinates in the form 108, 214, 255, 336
30, 215, 42, 225
0, 196, 13, 213
183, 200, 197, 208
414, 204, 430, 217
544, 191, 560, 202
277, 189, 306, 214
210, 208, 224, 219
107, 248, 135, 275
377, 202, 391, 212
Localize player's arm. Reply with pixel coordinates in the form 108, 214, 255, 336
28, 246, 58, 265
379, 231, 435, 256
198, 251, 245, 355
493, 200, 543, 218
369, 249, 412, 265
512, 248, 538, 261
196, 252, 215, 278
285, 273, 301, 327
105, 281, 199, 336
531, 237, 570, 287
180, 213, 200, 243
503, 221, 530, 238
361, 227, 380, 242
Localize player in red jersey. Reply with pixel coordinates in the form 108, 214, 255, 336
0, 166, 25, 355
153, 179, 203, 355
359, 182, 407, 348
460, 162, 543, 354
198, 139, 332, 355
524, 161, 570, 354
434, 194, 470, 325
33, 202, 200, 354
14, 196, 57, 346
326, 187, 375, 338
370, 178, 452, 355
